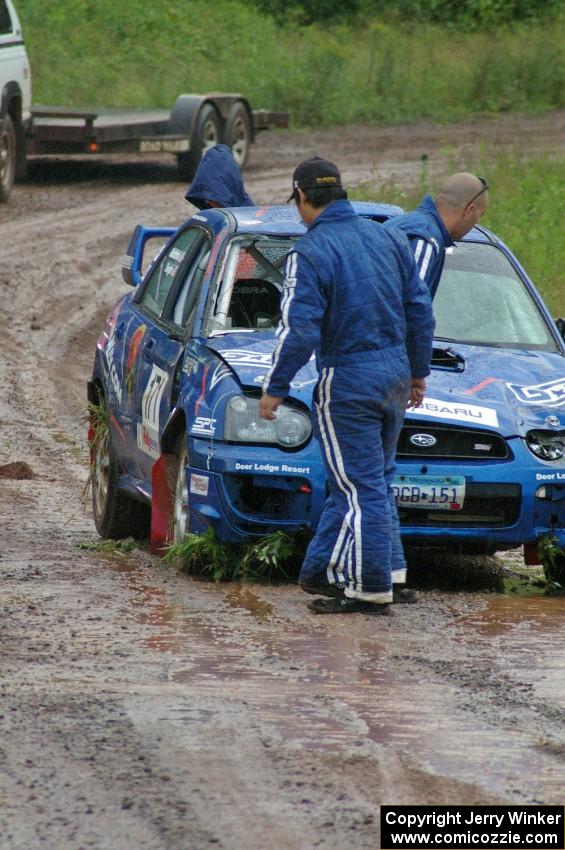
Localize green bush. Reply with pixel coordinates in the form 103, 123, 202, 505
17, 0, 564, 126
350, 151, 565, 316
163, 527, 300, 582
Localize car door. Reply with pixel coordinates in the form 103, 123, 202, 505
126, 223, 212, 483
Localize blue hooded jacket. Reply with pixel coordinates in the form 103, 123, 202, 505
185, 144, 254, 209
383, 194, 453, 293
264, 200, 435, 398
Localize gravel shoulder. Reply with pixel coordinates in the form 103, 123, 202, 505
1, 111, 565, 850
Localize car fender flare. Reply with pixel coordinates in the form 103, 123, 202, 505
160, 407, 187, 455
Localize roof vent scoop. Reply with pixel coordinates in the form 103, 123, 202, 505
431, 347, 465, 372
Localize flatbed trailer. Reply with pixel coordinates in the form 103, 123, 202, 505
25, 94, 288, 180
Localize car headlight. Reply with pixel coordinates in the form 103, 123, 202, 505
224, 395, 311, 448
526, 430, 565, 462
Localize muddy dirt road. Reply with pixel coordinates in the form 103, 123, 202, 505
1, 113, 565, 850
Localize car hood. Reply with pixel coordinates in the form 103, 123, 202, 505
205, 334, 317, 400
207, 336, 565, 436
419, 344, 565, 436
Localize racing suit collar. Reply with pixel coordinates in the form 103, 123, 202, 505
419, 194, 455, 248
307, 199, 357, 230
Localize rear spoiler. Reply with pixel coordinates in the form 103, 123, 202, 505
122, 225, 176, 286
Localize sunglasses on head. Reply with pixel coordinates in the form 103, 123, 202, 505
466, 176, 489, 208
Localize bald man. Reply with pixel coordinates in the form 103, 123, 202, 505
384, 172, 489, 293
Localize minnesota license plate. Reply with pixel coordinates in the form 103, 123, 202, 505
393, 474, 465, 510
140, 139, 189, 153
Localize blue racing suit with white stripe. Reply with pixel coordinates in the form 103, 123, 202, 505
263, 201, 435, 602
383, 195, 453, 293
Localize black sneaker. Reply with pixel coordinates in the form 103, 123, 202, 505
393, 586, 418, 604
300, 581, 345, 598
307, 596, 391, 615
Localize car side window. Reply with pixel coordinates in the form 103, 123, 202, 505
138, 228, 202, 319
0, 2, 12, 34
171, 241, 211, 329
208, 239, 288, 334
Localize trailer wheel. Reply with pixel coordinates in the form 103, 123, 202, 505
177, 103, 221, 182
224, 102, 252, 170
92, 423, 150, 540
172, 434, 190, 543
0, 114, 16, 203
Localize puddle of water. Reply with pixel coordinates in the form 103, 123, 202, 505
99, 555, 565, 800
455, 594, 565, 706
223, 585, 273, 621
459, 594, 565, 637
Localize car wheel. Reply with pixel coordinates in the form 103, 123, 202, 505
91, 424, 150, 540
0, 114, 16, 203
177, 103, 221, 182
172, 435, 190, 543
224, 102, 252, 170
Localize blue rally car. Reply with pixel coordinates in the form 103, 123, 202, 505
88, 203, 565, 564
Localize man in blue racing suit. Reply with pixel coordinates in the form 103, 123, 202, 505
259, 157, 435, 615
185, 143, 254, 209
384, 172, 489, 293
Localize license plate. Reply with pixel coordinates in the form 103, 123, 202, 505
139, 139, 189, 153
393, 474, 465, 510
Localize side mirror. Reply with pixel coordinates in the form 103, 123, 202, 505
122, 225, 176, 286
556, 317, 565, 342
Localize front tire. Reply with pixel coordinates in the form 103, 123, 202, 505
0, 114, 16, 203
177, 103, 222, 182
91, 426, 150, 539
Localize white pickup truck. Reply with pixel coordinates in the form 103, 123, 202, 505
0, 0, 30, 201
0, 0, 287, 202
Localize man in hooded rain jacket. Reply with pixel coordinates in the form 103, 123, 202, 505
185, 144, 254, 209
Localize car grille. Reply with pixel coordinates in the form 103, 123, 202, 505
397, 423, 509, 459
398, 483, 521, 527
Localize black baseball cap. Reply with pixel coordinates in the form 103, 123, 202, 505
286, 156, 342, 202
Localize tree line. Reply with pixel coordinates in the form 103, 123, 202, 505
252, 0, 561, 27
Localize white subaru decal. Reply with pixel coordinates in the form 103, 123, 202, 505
210, 361, 233, 390
190, 474, 210, 496
410, 397, 499, 428
506, 377, 565, 408
137, 423, 160, 459
105, 321, 123, 404
220, 350, 273, 367
191, 416, 217, 436
137, 364, 168, 457
234, 461, 311, 474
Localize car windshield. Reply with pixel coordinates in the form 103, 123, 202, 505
434, 242, 558, 351
208, 237, 293, 334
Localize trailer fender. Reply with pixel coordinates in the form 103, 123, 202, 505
168, 95, 210, 139
170, 94, 254, 182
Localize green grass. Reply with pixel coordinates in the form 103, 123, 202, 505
163, 528, 300, 582
17, 0, 564, 127
539, 536, 565, 595
76, 538, 138, 556
351, 150, 565, 316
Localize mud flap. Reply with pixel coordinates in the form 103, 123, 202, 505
87, 425, 95, 466
151, 453, 177, 554
524, 542, 541, 565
